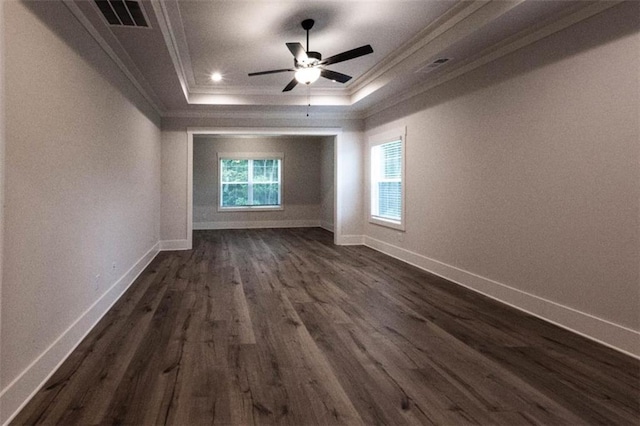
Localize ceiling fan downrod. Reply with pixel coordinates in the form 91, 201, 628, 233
301, 19, 314, 52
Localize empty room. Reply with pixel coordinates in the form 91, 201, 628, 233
1, 0, 638, 425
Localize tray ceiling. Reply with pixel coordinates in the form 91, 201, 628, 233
66, 0, 615, 118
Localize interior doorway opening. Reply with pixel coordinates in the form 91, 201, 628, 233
186, 127, 341, 247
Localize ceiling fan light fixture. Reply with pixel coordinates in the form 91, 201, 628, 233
294, 67, 321, 85
248, 18, 373, 92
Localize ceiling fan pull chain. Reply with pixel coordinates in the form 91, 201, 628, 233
306, 85, 311, 117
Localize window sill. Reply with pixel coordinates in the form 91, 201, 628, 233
218, 205, 283, 213
369, 216, 405, 231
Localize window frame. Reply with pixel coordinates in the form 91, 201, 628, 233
368, 127, 406, 231
217, 152, 284, 212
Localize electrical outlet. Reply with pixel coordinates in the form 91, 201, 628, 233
93, 273, 101, 291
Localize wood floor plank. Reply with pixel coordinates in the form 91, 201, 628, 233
11, 228, 639, 425
12, 253, 181, 425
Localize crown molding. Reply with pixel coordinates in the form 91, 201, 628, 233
162, 108, 366, 121
347, 0, 487, 97
161, 0, 618, 121
62, 0, 620, 122
187, 92, 352, 107
149, 0, 189, 102
152, 0, 360, 103
188, 85, 347, 97
363, 0, 621, 119
150, 0, 526, 109
157, 0, 196, 87
350, 0, 526, 105
63, 0, 165, 116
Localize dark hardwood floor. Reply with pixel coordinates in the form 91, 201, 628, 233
12, 228, 639, 425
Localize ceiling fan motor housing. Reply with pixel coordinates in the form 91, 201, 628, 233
296, 51, 322, 67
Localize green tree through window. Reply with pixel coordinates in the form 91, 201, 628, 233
220, 158, 281, 208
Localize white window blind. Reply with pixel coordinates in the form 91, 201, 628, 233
370, 133, 405, 230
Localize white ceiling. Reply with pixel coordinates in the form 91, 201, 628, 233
67, 0, 610, 118
176, 1, 455, 89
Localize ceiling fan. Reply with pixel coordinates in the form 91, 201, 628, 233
248, 19, 373, 92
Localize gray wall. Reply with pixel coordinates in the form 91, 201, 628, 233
364, 2, 639, 354
1, 2, 162, 423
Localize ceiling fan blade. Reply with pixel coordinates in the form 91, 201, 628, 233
321, 69, 352, 83
286, 42, 308, 63
248, 68, 294, 76
283, 78, 298, 92
320, 45, 373, 66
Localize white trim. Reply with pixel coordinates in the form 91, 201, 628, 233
217, 153, 284, 211
62, 0, 615, 119
62, 0, 164, 115
152, 0, 519, 110
188, 128, 343, 246
369, 216, 404, 231
336, 234, 365, 246
218, 152, 284, 159
188, 127, 343, 137
0, 2, 5, 423
364, 1, 621, 118
352, 0, 525, 106
363, 236, 640, 359
186, 135, 193, 250
367, 126, 407, 145
158, 1, 614, 120
350, 0, 488, 97
159, 239, 191, 251
150, 0, 190, 102
162, 109, 366, 121
218, 206, 284, 213
0, 244, 160, 426
368, 126, 407, 231
332, 135, 339, 244
153, 0, 197, 92
194, 220, 320, 230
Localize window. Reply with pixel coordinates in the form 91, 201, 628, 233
218, 153, 283, 210
370, 129, 405, 230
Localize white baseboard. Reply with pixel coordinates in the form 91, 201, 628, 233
320, 221, 335, 233
0, 243, 160, 426
336, 234, 364, 246
160, 239, 191, 251
364, 236, 640, 359
194, 220, 320, 230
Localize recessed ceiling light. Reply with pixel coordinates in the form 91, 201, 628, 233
210, 72, 222, 82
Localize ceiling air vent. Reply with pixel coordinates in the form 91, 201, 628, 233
95, 0, 149, 28
416, 57, 452, 74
